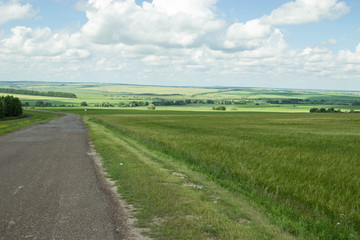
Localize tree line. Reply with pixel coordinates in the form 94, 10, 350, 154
310, 108, 342, 113
117, 99, 247, 107
0, 88, 77, 98
0, 95, 23, 119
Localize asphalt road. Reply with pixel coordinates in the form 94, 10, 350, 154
0, 114, 126, 239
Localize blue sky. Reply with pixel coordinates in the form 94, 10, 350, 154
0, 0, 359, 90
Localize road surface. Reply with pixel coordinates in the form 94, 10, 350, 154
0, 114, 127, 239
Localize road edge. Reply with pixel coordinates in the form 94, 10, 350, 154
83, 119, 152, 240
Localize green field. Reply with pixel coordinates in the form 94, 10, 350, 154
2, 81, 360, 112
2, 81, 360, 239
78, 109, 360, 239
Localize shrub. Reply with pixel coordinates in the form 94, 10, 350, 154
212, 106, 226, 111
147, 104, 156, 110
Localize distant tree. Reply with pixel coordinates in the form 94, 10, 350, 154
147, 104, 156, 110
12, 97, 23, 116
129, 101, 138, 107
35, 101, 45, 107
4, 95, 14, 117
101, 102, 114, 107
80, 101, 88, 106
119, 102, 127, 107
0, 97, 5, 119
310, 107, 342, 113
44, 102, 52, 107
0, 95, 22, 117
212, 106, 226, 111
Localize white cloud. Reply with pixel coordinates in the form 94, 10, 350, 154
0, 0, 36, 25
0, 0, 359, 89
224, 19, 273, 50
150, 0, 216, 17
81, 0, 224, 48
261, 0, 350, 25
0, 26, 86, 57
338, 43, 360, 64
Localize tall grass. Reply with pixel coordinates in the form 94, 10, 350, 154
86, 119, 294, 239
90, 112, 360, 239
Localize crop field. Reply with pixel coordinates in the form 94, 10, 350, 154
83, 110, 360, 239
2, 81, 360, 112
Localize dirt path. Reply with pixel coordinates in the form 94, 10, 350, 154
0, 114, 129, 239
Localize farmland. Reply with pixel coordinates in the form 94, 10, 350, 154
2, 81, 360, 112
82, 110, 360, 239
1, 81, 360, 239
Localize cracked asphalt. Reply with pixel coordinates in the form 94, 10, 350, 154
0, 114, 126, 239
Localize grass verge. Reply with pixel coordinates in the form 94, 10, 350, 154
0, 110, 63, 135
85, 116, 294, 239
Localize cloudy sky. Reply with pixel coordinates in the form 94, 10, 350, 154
0, 0, 359, 90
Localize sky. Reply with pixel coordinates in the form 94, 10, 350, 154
0, 0, 359, 90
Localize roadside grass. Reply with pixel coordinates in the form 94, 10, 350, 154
85, 117, 294, 239
0, 110, 63, 135
87, 112, 360, 239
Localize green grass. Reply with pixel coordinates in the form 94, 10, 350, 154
86, 117, 294, 239
0, 110, 63, 135
85, 111, 360, 239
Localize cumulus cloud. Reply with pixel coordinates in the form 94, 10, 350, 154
81, 0, 224, 48
0, 0, 36, 25
0, 0, 358, 88
0, 26, 89, 59
79, 0, 292, 57
224, 19, 273, 50
338, 43, 360, 64
261, 0, 349, 25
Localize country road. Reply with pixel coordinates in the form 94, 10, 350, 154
0, 114, 128, 239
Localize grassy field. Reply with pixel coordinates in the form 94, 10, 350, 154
81, 110, 360, 239
2, 81, 360, 112
0, 110, 63, 135
86, 117, 294, 239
